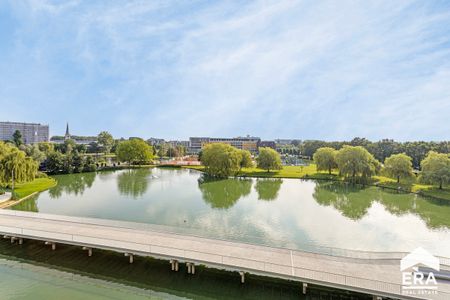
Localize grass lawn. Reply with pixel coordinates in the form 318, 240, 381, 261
12, 177, 57, 199
238, 165, 340, 180
183, 164, 339, 180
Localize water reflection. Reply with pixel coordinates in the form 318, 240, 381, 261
117, 169, 153, 198
313, 181, 374, 219
254, 179, 283, 201
313, 181, 450, 229
9, 169, 450, 256
48, 172, 96, 198
198, 176, 252, 209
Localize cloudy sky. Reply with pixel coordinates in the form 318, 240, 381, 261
1, 0, 449, 140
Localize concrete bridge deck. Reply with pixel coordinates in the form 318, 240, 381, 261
0, 209, 449, 300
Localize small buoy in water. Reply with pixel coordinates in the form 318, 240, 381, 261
184, 220, 187, 223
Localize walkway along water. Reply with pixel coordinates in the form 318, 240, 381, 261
1, 210, 449, 300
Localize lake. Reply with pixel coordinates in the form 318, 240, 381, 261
11, 168, 450, 257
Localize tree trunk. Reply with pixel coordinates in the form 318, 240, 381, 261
397, 176, 400, 183
328, 168, 331, 175
11, 169, 15, 198
440, 180, 443, 190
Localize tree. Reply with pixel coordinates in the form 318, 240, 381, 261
116, 139, 154, 165
384, 153, 413, 183
299, 140, 328, 158
420, 151, 450, 189
335, 146, 380, 183
38, 142, 54, 154
24, 144, 46, 163
313, 147, 337, 174
257, 147, 282, 172
12, 130, 23, 147
97, 131, 114, 153
43, 151, 65, 174
72, 151, 86, 173
200, 143, 242, 178
0, 148, 37, 197
166, 145, 179, 158
239, 150, 253, 172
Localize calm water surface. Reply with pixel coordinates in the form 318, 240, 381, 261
12, 168, 450, 256
0, 258, 180, 300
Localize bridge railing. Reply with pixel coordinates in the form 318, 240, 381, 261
1, 209, 449, 266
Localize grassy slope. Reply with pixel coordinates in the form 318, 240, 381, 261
13, 178, 57, 199
183, 164, 449, 200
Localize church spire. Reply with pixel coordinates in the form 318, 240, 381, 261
64, 122, 70, 140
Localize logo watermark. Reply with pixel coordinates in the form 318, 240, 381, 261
401, 247, 439, 296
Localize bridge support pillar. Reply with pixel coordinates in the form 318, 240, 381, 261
124, 253, 134, 264
302, 283, 308, 294
18, 238, 23, 245
82, 247, 92, 257
372, 296, 382, 300
10, 236, 17, 244
186, 263, 191, 274
170, 260, 179, 271
186, 263, 195, 274
45, 241, 56, 250
239, 271, 245, 284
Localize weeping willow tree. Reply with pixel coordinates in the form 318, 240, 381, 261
0, 146, 38, 198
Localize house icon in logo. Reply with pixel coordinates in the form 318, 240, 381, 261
401, 247, 440, 272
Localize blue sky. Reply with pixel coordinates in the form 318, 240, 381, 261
0, 0, 449, 141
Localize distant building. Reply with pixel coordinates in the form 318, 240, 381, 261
147, 138, 165, 146
167, 140, 189, 148
64, 122, 71, 141
275, 139, 293, 145
0, 121, 49, 144
188, 136, 261, 154
259, 141, 276, 149
50, 123, 97, 145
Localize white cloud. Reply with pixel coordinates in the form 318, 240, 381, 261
1, 0, 449, 139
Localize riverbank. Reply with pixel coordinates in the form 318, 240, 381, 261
0, 178, 57, 209
182, 165, 450, 201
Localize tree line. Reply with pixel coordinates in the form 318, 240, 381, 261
313, 146, 450, 188
299, 138, 449, 169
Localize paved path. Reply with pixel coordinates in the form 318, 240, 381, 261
0, 209, 449, 300
0, 192, 11, 204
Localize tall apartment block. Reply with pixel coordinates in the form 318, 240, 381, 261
0, 121, 49, 144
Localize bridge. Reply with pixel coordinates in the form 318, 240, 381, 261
0, 209, 449, 300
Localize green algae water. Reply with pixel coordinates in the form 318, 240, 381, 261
11, 168, 450, 257
0, 258, 178, 300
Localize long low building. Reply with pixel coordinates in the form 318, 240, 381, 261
0, 121, 49, 144
188, 136, 261, 154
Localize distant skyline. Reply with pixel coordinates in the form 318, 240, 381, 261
1, 1, 450, 141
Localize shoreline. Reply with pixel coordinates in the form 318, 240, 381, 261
2, 165, 447, 211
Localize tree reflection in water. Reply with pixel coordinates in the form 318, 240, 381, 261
254, 179, 283, 201
198, 175, 252, 209
313, 181, 450, 229
48, 172, 97, 198
117, 169, 153, 199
